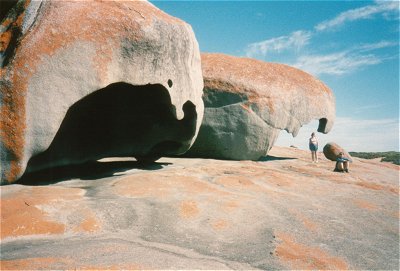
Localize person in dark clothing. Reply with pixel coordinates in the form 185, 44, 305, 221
309, 132, 319, 163
335, 152, 350, 173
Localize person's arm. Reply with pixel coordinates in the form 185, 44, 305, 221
337, 157, 350, 162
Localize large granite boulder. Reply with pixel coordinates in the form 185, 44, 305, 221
185, 53, 335, 160
0, 0, 204, 184
323, 142, 352, 162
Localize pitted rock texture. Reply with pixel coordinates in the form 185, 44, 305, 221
1, 147, 398, 270
323, 142, 352, 161
185, 53, 335, 160
0, 0, 204, 184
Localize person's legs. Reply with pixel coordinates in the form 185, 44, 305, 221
344, 161, 350, 172
336, 162, 344, 172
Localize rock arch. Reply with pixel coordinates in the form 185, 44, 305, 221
25, 82, 197, 174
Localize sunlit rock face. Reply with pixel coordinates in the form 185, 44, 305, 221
323, 142, 352, 162
0, 0, 204, 184
186, 53, 335, 160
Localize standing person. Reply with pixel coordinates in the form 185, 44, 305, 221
309, 132, 318, 163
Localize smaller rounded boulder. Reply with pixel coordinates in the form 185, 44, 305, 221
323, 142, 352, 161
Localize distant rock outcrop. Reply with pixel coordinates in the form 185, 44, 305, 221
323, 142, 352, 161
0, 0, 204, 184
185, 53, 335, 160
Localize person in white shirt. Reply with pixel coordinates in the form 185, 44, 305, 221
309, 132, 318, 163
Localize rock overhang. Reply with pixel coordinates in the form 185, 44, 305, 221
0, 0, 204, 184
185, 53, 335, 160
201, 53, 335, 135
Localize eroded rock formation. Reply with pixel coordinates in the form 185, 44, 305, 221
0, 0, 204, 184
185, 53, 335, 160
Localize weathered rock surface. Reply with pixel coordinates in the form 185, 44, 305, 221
185, 53, 335, 160
1, 147, 398, 270
0, 0, 204, 184
323, 142, 352, 161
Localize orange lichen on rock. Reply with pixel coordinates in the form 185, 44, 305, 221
288, 209, 318, 232
0, 257, 144, 270
1, 0, 190, 183
180, 200, 200, 219
353, 199, 379, 211
239, 103, 252, 113
0, 257, 72, 270
71, 264, 145, 271
0, 30, 12, 52
0, 186, 83, 239
114, 171, 230, 199
204, 78, 275, 113
202, 53, 333, 97
0, 0, 32, 183
73, 209, 101, 233
215, 175, 255, 187
255, 170, 295, 188
1, 51, 27, 184
221, 200, 240, 212
211, 219, 229, 230
355, 180, 399, 194
275, 232, 349, 270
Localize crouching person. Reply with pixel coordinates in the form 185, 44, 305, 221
334, 152, 351, 173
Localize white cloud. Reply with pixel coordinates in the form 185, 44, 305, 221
275, 117, 399, 152
245, 30, 312, 58
291, 51, 382, 76
243, 3, 398, 76
358, 40, 398, 51
353, 104, 385, 114
315, 1, 399, 32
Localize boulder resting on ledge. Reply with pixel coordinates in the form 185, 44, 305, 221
0, 0, 204, 184
185, 53, 335, 160
323, 142, 352, 162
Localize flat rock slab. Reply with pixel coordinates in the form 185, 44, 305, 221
1, 147, 399, 270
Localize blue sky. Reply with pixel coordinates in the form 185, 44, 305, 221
152, 0, 399, 152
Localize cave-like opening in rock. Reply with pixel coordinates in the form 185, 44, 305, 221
25, 82, 197, 173
317, 118, 328, 133
0, 0, 17, 22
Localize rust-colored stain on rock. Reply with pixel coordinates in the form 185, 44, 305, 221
289, 209, 318, 232
275, 232, 349, 270
180, 200, 200, 219
0, 0, 187, 183
355, 180, 399, 194
73, 209, 101, 233
0, 257, 71, 270
0, 0, 31, 182
221, 200, 240, 212
114, 174, 172, 198
114, 172, 229, 199
1, 186, 83, 239
216, 176, 255, 187
353, 199, 379, 211
75, 264, 144, 270
211, 219, 229, 230
0, 257, 144, 270
201, 53, 333, 113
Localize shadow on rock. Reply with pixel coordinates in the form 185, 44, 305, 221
16, 160, 172, 186
258, 155, 297, 161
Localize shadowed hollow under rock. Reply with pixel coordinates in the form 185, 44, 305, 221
24, 82, 197, 174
